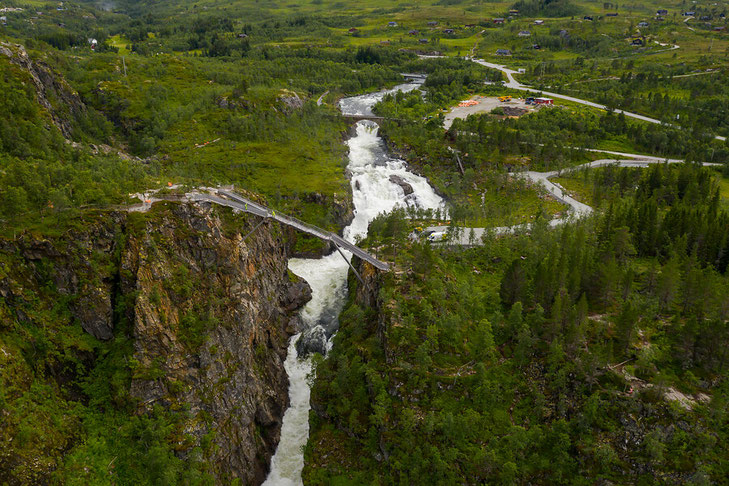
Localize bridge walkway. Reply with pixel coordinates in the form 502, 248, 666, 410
191, 190, 389, 271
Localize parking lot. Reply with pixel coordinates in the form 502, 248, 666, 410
443, 96, 536, 129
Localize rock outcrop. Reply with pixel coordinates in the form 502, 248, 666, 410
123, 202, 310, 485
295, 325, 327, 358
278, 90, 305, 114
388, 175, 414, 196
0, 41, 88, 139
0, 201, 311, 485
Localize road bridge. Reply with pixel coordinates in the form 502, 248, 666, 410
400, 73, 428, 81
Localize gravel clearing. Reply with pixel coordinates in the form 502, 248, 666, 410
443, 95, 535, 129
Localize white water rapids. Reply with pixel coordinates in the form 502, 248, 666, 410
262, 82, 443, 485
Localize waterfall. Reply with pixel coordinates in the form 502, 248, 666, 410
262, 82, 442, 486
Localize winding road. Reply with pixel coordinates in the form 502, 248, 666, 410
426, 156, 722, 245
468, 58, 727, 142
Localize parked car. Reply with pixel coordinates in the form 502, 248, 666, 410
427, 231, 447, 242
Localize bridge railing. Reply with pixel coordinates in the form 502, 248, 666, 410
213, 190, 389, 270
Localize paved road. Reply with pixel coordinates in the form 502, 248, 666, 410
429, 157, 722, 245
468, 58, 727, 142
316, 90, 329, 106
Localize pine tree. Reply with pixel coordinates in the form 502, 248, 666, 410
500, 259, 526, 308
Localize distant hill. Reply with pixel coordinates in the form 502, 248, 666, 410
511, 0, 582, 17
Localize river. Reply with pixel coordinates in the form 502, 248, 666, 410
261, 81, 444, 486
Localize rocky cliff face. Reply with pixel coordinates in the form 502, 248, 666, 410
286, 191, 355, 259
123, 202, 309, 485
0, 201, 310, 485
0, 41, 88, 140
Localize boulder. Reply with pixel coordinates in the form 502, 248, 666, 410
389, 175, 414, 196
281, 280, 312, 312
296, 325, 327, 357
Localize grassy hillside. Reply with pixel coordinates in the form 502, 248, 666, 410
1, 0, 729, 483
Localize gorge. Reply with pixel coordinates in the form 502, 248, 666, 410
263, 81, 444, 485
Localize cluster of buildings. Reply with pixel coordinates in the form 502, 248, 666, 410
356, 4, 726, 58
349, 20, 479, 44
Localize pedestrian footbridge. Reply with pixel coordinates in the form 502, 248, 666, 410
190, 190, 389, 275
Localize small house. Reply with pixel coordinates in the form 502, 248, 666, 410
409, 29, 419, 35
656, 16, 665, 21
535, 97, 553, 105
0, 16, 6, 25
700, 15, 711, 21
380, 40, 390, 45
388, 21, 398, 27
534, 19, 544, 25
518, 30, 531, 37
464, 24, 476, 28
631, 37, 644, 46
237, 33, 248, 38
638, 21, 649, 27
509, 9, 519, 15
532, 43, 541, 49
348, 27, 358, 34
88, 38, 98, 50
714, 26, 726, 31
683, 11, 695, 16
720, 13, 725, 18
427, 21, 438, 26
584, 15, 593, 21
606, 12, 618, 17
559, 29, 569, 38
657, 9, 668, 15
496, 48, 512, 56
419, 38, 429, 43
444, 28, 455, 34
494, 18, 505, 24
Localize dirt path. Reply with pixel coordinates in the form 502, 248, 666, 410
316, 90, 329, 106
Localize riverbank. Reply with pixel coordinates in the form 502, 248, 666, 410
262, 83, 444, 486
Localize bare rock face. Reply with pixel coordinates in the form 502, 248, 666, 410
278, 91, 304, 114
1, 41, 88, 139
122, 203, 310, 485
71, 285, 114, 340
0, 203, 311, 485
11, 217, 124, 341
283, 280, 313, 312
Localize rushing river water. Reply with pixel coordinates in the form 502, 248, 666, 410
262, 82, 443, 486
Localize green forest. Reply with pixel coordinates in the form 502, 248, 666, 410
306, 164, 729, 484
1, 0, 729, 483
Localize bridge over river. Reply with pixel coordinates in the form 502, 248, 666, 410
341, 114, 385, 123
132, 188, 390, 277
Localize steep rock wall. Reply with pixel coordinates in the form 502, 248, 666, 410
0, 202, 310, 485
0, 41, 88, 140
123, 202, 310, 484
